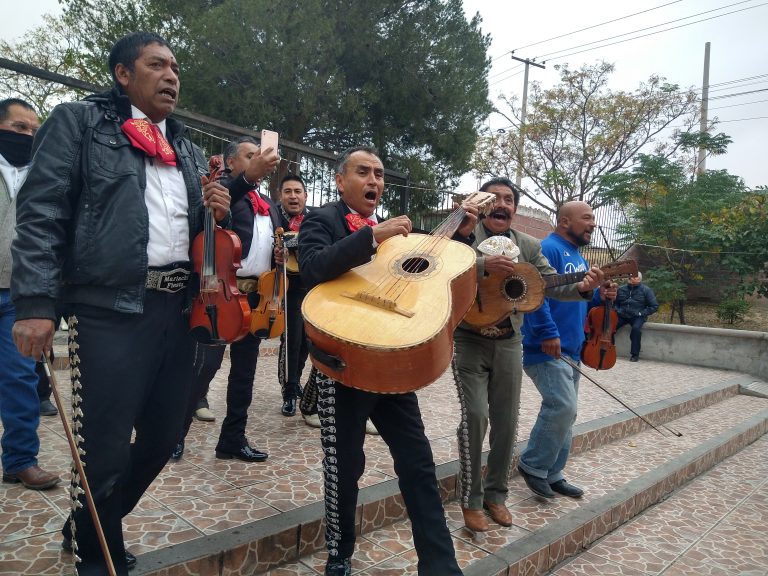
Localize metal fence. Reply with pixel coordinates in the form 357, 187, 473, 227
1, 56, 631, 259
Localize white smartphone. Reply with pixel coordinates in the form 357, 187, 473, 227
260, 129, 279, 154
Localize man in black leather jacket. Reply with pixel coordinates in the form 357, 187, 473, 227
11, 32, 230, 576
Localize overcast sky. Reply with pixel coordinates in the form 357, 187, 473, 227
2, 0, 766, 192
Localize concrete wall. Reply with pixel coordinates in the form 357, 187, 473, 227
615, 322, 768, 381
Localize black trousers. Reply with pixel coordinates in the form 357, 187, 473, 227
61, 292, 194, 576
316, 372, 461, 575
216, 332, 262, 451
180, 342, 225, 439
278, 288, 309, 400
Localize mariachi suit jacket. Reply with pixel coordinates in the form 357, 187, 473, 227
298, 200, 378, 291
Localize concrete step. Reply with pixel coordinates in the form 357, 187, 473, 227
129, 373, 761, 575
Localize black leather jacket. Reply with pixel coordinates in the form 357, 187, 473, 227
11, 89, 208, 320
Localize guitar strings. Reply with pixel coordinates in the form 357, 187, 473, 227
363, 205, 465, 300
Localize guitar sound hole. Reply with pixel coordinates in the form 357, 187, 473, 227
401, 257, 430, 274
504, 277, 526, 300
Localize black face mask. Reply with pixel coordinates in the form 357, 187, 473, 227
0, 130, 34, 167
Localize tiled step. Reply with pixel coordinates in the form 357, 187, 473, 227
459, 393, 768, 576
550, 433, 768, 575
130, 374, 756, 575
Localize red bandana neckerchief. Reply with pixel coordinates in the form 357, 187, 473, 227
121, 119, 177, 166
247, 191, 271, 216
288, 214, 304, 232
345, 213, 376, 233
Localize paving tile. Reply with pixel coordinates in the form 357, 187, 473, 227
2, 353, 767, 575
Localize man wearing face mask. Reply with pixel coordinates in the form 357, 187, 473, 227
0, 98, 61, 491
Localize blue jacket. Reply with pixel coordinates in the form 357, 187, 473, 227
522, 233, 600, 365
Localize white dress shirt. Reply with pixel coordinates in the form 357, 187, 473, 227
237, 193, 274, 278
0, 153, 30, 199
131, 106, 190, 267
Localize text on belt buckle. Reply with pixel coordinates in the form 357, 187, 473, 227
152, 268, 190, 293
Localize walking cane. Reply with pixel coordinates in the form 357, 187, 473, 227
43, 354, 117, 576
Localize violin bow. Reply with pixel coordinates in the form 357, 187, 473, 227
282, 241, 289, 386
43, 354, 117, 576
559, 355, 683, 438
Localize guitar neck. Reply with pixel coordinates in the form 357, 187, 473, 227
432, 207, 467, 238
544, 271, 586, 289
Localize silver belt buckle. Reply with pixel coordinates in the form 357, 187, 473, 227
148, 268, 190, 293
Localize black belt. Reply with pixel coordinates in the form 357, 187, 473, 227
146, 263, 191, 293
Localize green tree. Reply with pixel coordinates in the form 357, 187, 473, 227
58, 0, 492, 190
598, 147, 764, 323
472, 62, 699, 213
0, 15, 90, 116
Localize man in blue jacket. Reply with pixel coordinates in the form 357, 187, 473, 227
519, 201, 613, 500
615, 272, 659, 362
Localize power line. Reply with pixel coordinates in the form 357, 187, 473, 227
709, 87, 768, 100
489, 8, 766, 86
540, 2, 768, 63
715, 115, 768, 123
709, 97, 768, 110
513, 0, 684, 52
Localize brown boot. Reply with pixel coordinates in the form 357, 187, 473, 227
483, 501, 512, 527
2, 465, 60, 490
462, 507, 489, 532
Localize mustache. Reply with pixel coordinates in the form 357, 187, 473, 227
480, 208, 512, 220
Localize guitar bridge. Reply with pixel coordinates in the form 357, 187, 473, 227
341, 291, 415, 318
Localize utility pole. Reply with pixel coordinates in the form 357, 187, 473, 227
510, 53, 545, 187
696, 42, 711, 176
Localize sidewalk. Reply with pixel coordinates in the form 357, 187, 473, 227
0, 338, 765, 575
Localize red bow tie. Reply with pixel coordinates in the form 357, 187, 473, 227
121, 119, 177, 166
247, 191, 271, 216
288, 214, 304, 232
346, 213, 376, 233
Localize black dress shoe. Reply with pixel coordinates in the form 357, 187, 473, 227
550, 479, 584, 498
62, 538, 137, 570
325, 557, 352, 576
170, 440, 184, 461
215, 445, 268, 462
518, 466, 555, 498
281, 398, 296, 417
40, 399, 58, 416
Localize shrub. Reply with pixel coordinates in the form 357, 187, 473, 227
716, 298, 750, 325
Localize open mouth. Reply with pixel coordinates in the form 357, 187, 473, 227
159, 88, 177, 100
489, 210, 510, 221
364, 191, 378, 201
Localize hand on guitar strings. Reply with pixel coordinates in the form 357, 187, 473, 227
202, 180, 231, 222
454, 201, 479, 238
575, 265, 604, 293
483, 254, 517, 275
372, 215, 412, 244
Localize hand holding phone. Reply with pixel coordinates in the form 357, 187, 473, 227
260, 129, 279, 155
244, 130, 280, 182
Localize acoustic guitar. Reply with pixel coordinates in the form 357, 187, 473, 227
302, 191, 496, 394
463, 259, 638, 329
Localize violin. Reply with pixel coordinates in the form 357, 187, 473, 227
250, 227, 286, 339
581, 284, 618, 370
189, 156, 251, 344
